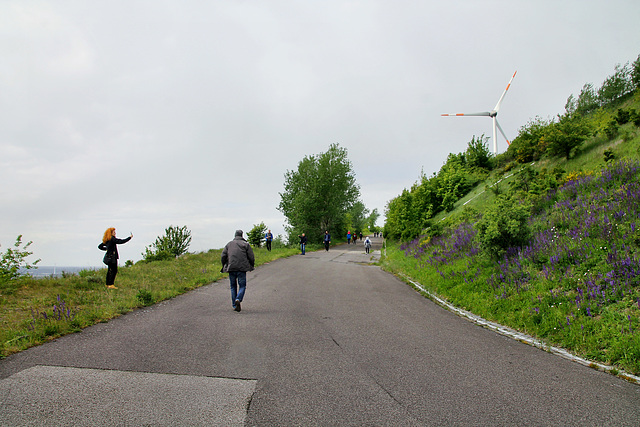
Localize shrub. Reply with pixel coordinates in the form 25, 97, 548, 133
247, 222, 267, 247
143, 225, 192, 261
0, 235, 40, 283
475, 196, 532, 258
136, 289, 154, 306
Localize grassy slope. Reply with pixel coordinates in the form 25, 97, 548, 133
381, 92, 640, 377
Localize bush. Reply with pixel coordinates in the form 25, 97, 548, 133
247, 222, 267, 247
136, 289, 154, 306
0, 235, 40, 283
143, 225, 192, 261
475, 196, 532, 258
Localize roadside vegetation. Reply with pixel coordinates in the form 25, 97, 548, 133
0, 244, 298, 358
382, 54, 640, 376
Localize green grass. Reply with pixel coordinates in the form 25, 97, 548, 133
381, 99, 640, 377
0, 246, 299, 357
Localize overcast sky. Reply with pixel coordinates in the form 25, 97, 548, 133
2, 1, 639, 267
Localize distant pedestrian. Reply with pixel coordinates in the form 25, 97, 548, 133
323, 231, 331, 251
98, 228, 132, 289
298, 233, 307, 255
364, 236, 372, 254
347, 231, 351, 245
265, 229, 273, 251
221, 230, 255, 312
352, 233, 357, 245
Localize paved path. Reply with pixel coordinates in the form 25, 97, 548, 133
1, 237, 639, 425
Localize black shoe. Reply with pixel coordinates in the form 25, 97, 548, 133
234, 300, 241, 312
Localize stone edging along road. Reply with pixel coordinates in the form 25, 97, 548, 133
398, 273, 640, 386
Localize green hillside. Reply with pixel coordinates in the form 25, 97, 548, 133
382, 56, 640, 378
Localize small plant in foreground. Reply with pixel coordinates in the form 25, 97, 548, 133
28, 295, 78, 332
136, 289, 154, 306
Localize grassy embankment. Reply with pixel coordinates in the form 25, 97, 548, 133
381, 93, 640, 377
0, 246, 300, 358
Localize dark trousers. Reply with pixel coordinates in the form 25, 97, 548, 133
324, 241, 330, 251
106, 262, 118, 286
266, 240, 272, 251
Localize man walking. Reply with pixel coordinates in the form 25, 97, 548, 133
323, 230, 331, 251
221, 230, 255, 312
265, 229, 273, 251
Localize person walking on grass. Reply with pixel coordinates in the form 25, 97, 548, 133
347, 231, 351, 245
98, 227, 132, 289
221, 230, 255, 312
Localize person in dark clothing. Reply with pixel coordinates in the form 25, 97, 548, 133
98, 227, 132, 289
265, 229, 273, 251
323, 231, 331, 251
221, 230, 255, 312
298, 233, 307, 255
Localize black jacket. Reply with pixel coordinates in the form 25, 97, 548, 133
98, 236, 131, 260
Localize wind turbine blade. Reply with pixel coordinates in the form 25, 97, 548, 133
441, 112, 492, 117
495, 120, 511, 145
493, 70, 517, 112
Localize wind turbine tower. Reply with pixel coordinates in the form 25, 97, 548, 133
442, 71, 517, 154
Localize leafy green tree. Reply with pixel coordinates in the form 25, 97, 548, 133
598, 63, 633, 105
544, 115, 591, 160
367, 208, 380, 232
437, 154, 471, 212
465, 135, 492, 170
348, 201, 370, 236
575, 83, 599, 116
632, 54, 640, 90
384, 189, 422, 240
247, 222, 268, 247
278, 143, 360, 243
0, 235, 40, 283
143, 225, 192, 261
509, 116, 552, 163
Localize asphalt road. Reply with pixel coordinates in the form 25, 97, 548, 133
1, 237, 639, 426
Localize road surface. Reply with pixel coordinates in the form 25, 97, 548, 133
1, 237, 639, 425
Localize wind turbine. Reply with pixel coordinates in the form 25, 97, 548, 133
442, 71, 517, 154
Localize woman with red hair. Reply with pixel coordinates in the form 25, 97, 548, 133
98, 227, 132, 289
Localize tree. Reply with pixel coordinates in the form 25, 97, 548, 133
598, 63, 633, 105
367, 208, 381, 232
465, 135, 492, 170
348, 201, 370, 236
509, 116, 552, 163
278, 143, 360, 243
544, 115, 592, 160
0, 235, 41, 283
247, 222, 268, 247
575, 83, 599, 116
143, 225, 192, 261
632, 54, 640, 90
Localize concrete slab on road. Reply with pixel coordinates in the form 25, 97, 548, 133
0, 365, 256, 426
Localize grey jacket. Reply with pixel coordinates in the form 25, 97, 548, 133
221, 230, 255, 272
